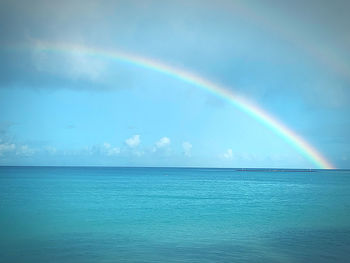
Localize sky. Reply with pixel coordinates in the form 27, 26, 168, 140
0, 0, 349, 168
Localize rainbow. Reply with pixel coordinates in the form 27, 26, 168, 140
9, 42, 334, 169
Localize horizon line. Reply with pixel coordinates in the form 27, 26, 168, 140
0, 165, 347, 171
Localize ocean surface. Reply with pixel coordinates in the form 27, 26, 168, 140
1, 167, 350, 263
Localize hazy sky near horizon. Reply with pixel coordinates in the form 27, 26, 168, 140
0, 0, 349, 168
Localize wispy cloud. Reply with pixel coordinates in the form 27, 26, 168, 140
0, 141, 16, 156
0, 141, 35, 157
32, 41, 107, 82
44, 146, 57, 155
182, 142, 192, 157
16, 145, 35, 156
102, 142, 120, 156
223, 149, 233, 159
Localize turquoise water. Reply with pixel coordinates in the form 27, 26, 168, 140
1, 167, 350, 262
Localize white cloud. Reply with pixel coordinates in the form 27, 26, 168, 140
33, 41, 106, 83
125, 135, 140, 148
68, 51, 106, 81
182, 142, 192, 157
0, 142, 16, 156
155, 137, 170, 148
107, 148, 120, 156
0, 141, 35, 157
223, 149, 233, 159
103, 142, 120, 156
16, 145, 35, 156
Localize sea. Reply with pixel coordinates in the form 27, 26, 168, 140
1, 166, 350, 263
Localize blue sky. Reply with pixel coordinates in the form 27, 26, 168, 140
0, 0, 349, 168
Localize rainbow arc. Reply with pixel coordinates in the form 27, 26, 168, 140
10, 42, 335, 169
